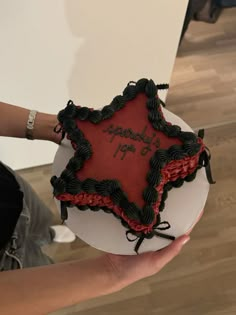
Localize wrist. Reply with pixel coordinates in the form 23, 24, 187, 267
33, 112, 58, 142
99, 254, 125, 293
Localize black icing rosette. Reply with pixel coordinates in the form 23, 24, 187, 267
67, 157, 83, 172
143, 186, 158, 204
136, 78, 149, 92
148, 110, 160, 123
168, 145, 187, 160
95, 180, 120, 196
57, 109, 65, 123
69, 129, 84, 143
180, 131, 197, 143
81, 178, 98, 193
61, 169, 75, 182
63, 119, 77, 133
166, 125, 181, 137
125, 202, 142, 221
123, 85, 138, 101
75, 140, 92, 160
111, 189, 126, 206
145, 79, 157, 98
52, 177, 66, 195
88, 110, 103, 124
183, 143, 201, 157
66, 179, 82, 194
101, 105, 115, 119
150, 149, 169, 169
146, 97, 159, 110
64, 101, 77, 118
76, 107, 90, 120
141, 205, 155, 225
146, 170, 162, 186
111, 95, 126, 110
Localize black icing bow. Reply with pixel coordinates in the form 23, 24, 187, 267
126, 221, 175, 254
198, 129, 216, 185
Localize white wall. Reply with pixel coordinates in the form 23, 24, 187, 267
0, 0, 188, 170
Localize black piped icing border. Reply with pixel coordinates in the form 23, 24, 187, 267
51, 78, 209, 253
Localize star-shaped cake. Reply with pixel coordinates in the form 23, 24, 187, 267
51, 78, 213, 253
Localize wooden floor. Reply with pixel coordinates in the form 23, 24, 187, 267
18, 8, 236, 315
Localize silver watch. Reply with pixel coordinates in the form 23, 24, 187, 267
26, 110, 38, 140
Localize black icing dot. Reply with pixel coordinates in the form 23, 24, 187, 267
121, 218, 130, 229
101, 206, 112, 213
165, 182, 173, 191
172, 178, 184, 188
89, 206, 100, 212
159, 201, 165, 212
77, 205, 89, 211
185, 170, 197, 182
162, 189, 168, 201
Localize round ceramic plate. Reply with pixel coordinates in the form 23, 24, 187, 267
52, 107, 209, 254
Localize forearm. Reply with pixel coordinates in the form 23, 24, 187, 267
0, 101, 57, 141
0, 256, 118, 315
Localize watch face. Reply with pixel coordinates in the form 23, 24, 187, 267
26, 110, 38, 140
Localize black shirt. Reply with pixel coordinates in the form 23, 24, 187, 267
0, 162, 23, 250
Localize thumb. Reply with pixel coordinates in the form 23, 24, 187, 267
152, 234, 190, 271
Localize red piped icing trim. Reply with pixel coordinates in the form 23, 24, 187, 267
57, 139, 204, 234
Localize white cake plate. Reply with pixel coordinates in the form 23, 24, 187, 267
52, 108, 209, 254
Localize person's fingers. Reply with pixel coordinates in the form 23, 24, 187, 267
151, 234, 190, 271
102, 234, 190, 289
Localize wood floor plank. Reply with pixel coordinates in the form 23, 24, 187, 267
166, 9, 236, 129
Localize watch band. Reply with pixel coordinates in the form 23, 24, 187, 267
26, 110, 38, 140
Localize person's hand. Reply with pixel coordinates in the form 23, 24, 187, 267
33, 112, 63, 144
102, 234, 190, 292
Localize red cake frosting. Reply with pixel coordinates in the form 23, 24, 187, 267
51, 78, 214, 253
